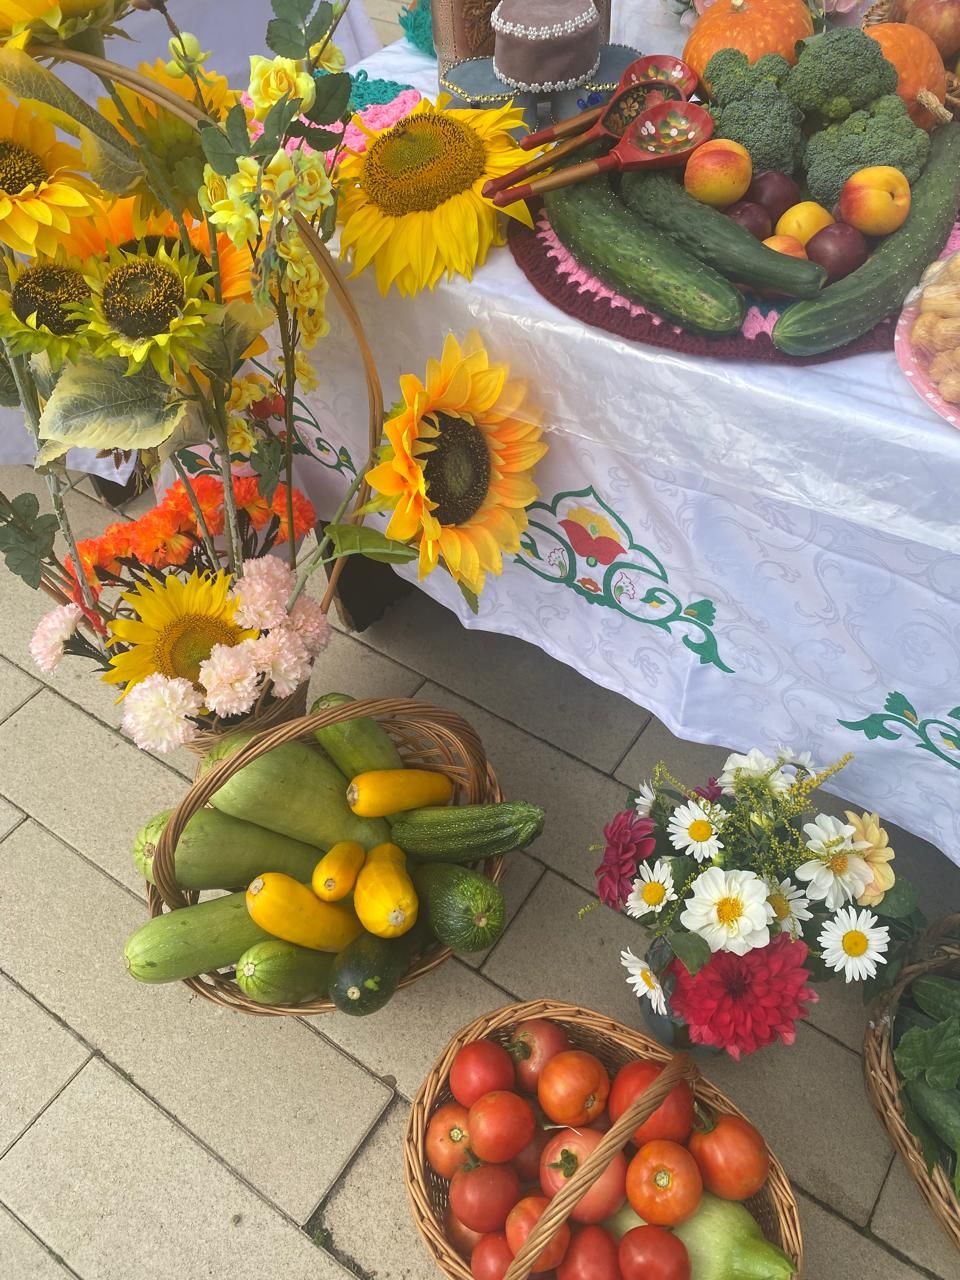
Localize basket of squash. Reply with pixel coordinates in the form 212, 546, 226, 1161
123, 694, 545, 1016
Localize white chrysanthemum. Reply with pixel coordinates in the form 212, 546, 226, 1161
621, 948, 667, 1016
232, 555, 295, 630
718, 748, 791, 795
766, 877, 813, 941
796, 814, 872, 910
680, 866, 774, 955
289, 595, 331, 658
29, 602, 82, 674
667, 799, 723, 862
776, 744, 814, 773
626, 859, 677, 918
198, 639, 261, 718
120, 673, 201, 752
252, 625, 312, 697
818, 906, 890, 983
633, 781, 655, 817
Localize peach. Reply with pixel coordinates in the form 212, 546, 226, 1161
774, 201, 834, 247
683, 139, 752, 209
762, 235, 808, 259
838, 166, 911, 237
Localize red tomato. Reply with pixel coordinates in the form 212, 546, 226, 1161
469, 1091, 537, 1163
444, 1204, 485, 1259
471, 1233, 515, 1280
625, 1142, 702, 1227
505, 1196, 571, 1273
618, 1226, 690, 1280
608, 1062, 694, 1147
538, 1052, 610, 1126
508, 1019, 572, 1093
451, 1041, 516, 1107
540, 1129, 626, 1224
514, 1127, 550, 1183
557, 1226, 622, 1280
687, 1113, 770, 1201
426, 1102, 472, 1178
450, 1164, 522, 1234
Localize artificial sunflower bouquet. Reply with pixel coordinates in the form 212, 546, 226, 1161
596, 747, 922, 1059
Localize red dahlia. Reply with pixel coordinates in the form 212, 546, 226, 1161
595, 809, 656, 910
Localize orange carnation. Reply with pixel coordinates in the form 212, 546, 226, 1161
232, 474, 272, 529
271, 483, 316, 544
129, 510, 195, 568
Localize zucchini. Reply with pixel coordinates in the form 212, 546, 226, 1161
619, 171, 826, 299
348, 768, 454, 818
413, 863, 506, 953
310, 692, 404, 776
133, 808, 320, 890
235, 939, 334, 1005
391, 801, 545, 863
894, 1005, 936, 1046
912, 975, 960, 1023
773, 123, 960, 355
329, 923, 429, 1016
198, 731, 390, 851
905, 1079, 960, 1152
124, 892, 271, 983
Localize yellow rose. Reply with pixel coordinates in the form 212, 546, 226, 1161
228, 373, 271, 413
292, 152, 333, 217
226, 415, 256, 456
309, 38, 346, 74
846, 810, 896, 907
298, 301, 330, 349
261, 149, 297, 216
278, 349, 320, 393
198, 163, 229, 215
247, 54, 316, 121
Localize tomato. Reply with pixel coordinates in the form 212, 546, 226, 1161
450, 1164, 522, 1234
471, 1232, 515, 1280
608, 1062, 694, 1147
508, 1019, 572, 1093
505, 1196, 571, 1273
625, 1142, 702, 1227
427, 1102, 472, 1178
451, 1040, 516, 1107
557, 1226, 621, 1280
687, 1112, 770, 1201
538, 1051, 610, 1126
540, 1129, 626, 1224
618, 1226, 690, 1280
514, 1126, 550, 1183
469, 1091, 537, 1163
444, 1204, 485, 1259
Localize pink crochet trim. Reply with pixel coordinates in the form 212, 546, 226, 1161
241, 89, 421, 165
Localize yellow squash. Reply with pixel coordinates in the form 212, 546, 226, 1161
353, 843, 419, 939
312, 841, 366, 902
246, 873, 362, 951
346, 768, 454, 818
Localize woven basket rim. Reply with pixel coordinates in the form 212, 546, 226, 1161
404, 999, 804, 1280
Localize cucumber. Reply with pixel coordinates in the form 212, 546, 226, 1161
133, 808, 320, 890
894, 1004, 937, 1046
329, 923, 428, 1016
391, 801, 545, 863
912, 975, 960, 1023
235, 939, 333, 1005
413, 863, 506, 953
905, 1079, 960, 1152
124, 892, 272, 983
310, 692, 404, 777
198, 731, 390, 851
619, 171, 827, 299
773, 124, 960, 355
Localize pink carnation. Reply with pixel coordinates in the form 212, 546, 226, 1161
232, 555, 295, 629
252, 625, 312, 698
289, 596, 331, 658
121, 674, 202, 753
29, 602, 82, 674
198, 640, 261, 718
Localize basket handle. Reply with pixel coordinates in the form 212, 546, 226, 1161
502, 1053, 699, 1280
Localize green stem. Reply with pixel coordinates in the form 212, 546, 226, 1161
275, 291, 298, 571
286, 460, 367, 609
204, 215, 223, 304
169, 453, 219, 568
209, 378, 241, 575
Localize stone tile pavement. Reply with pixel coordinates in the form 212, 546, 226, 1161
0, 465, 958, 1279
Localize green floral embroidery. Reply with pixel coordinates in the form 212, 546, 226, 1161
839, 691, 960, 769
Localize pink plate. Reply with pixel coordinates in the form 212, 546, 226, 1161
895, 302, 960, 432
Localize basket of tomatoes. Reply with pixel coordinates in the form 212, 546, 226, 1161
404, 999, 803, 1280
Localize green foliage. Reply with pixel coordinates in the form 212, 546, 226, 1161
267, 0, 335, 59
305, 72, 352, 125
895, 1017, 960, 1091
901, 1090, 947, 1174
784, 28, 898, 123
250, 433, 284, 505
710, 82, 805, 176
704, 49, 792, 107
193, 301, 273, 384
802, 96, 930, 207
0, 347, 20, 409
323, 523, 418, 564
871, 877, 918, 919
0, 492, 59, 590
668, 929, 711, 976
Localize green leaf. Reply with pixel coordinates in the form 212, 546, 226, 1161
902, 1092, 946, 1174
458, 581, 479, 615
36, 358, 188, 465
0, 347, 19, 408
0, 500, 58, 591
305, 4, 336, 47
285, 119, 341, 150
872, 877, 918, 920
272, 0, 315, 21
895, 1017, 960, 1090
193, 300, 272, 383
266, 16, 309, 58
224, 102, 252, 158
199, 120, 240, 177
255, 90, 299, 154
884, 691, 918, 723
306, 72, 352, 125
10, 493, 40, 524
319, 195, 338, 241
667, 930, 711, 977
324, 523, 417, 564
251, 434, 284, 505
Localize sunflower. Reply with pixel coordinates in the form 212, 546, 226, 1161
104, 569, 257, 693
337, 97, 534, 297
0, 252, 91, 366
366, 333, 546, 595
0, 98, 97, 257
0, 0, 122, 42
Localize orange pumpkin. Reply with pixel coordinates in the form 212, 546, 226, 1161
682, 0, 814, 88
866, 22, 947, 129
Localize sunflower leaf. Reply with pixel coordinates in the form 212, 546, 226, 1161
324, 523, 417, 564
667, 929, 711, 976
306, 71, 352, 125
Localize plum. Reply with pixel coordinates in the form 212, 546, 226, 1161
725, 200, 772, 240
805, 222, 869, 281
747, 171, 802, 224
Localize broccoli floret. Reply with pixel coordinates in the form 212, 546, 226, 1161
704, 48, 793, 107
710, 83, 805, 176
802, 95, 930, 207
783, 29, 898, 122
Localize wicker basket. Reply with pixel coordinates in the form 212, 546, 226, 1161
405, 1000, 804, 1279
147, 697, 505, 1016
863, 913, 960, 1251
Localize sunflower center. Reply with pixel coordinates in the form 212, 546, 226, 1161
716, 895, 743, 926
827, 852, 849, 874
361, 115, 486, 216
102, 259, 185, 338
0, 140, 47, 194
152, 615, 244, 684
768, 892, 791, 921
422, 412, 491, 526
842, 929, 869, 957
688, 819, 713, 842
118, 236, 212, 277
642, 882, 666, 906
12, 265, 90, 335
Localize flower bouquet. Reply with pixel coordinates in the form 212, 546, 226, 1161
596, 748, 922, 1058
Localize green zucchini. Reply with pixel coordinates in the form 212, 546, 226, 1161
905, 1079, 960, 1152
391, 801, 545, 863
413, 863, 506, 953
912, 975, 960, 1023
124, 892, 272, 983
773, 123, 960, 355
235, 939, 334, 1005
198, 731, 390, 851
619, 171, 827, 299
329, 923, 428, 1016
310, 692, 404, 777
894, 1004, 936, 1046
133, 808, 320, 890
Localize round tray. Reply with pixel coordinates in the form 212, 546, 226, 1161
895, 302, 960, 432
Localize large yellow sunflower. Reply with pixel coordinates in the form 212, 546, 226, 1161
337, 97, 534, 297
0, 0, 121, 42
366, 333, 547, 596
104, 569, 256, 693
0, 252, 91, 366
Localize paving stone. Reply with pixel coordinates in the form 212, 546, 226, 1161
0, 821, 390, 1222
872, 1154, 958, 1278
0, 656, 38, 723
0, 796, 23, 840
320, 1101, 436, 1280
0, 977, 88, 1154
306, 627, 424, 706
0, 1058, 352, 1280
614, 716, 731, 791
798, 1193, 926, 1279
461, 851, 545, 969
0, 1205, 77, 1279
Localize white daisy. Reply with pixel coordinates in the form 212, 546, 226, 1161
680, 866, 774, 955
818, 906, 890, 983
796, 814, 872, 910
765, 877, 813, 940
776, 745, 814, 773
718, 748, 791, 796
634, 781, 656, 817
621, 948, 668, 1016
667, 800, 723, 862
626, 859, 677, 918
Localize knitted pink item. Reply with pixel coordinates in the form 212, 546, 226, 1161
242, 88, 421, 165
